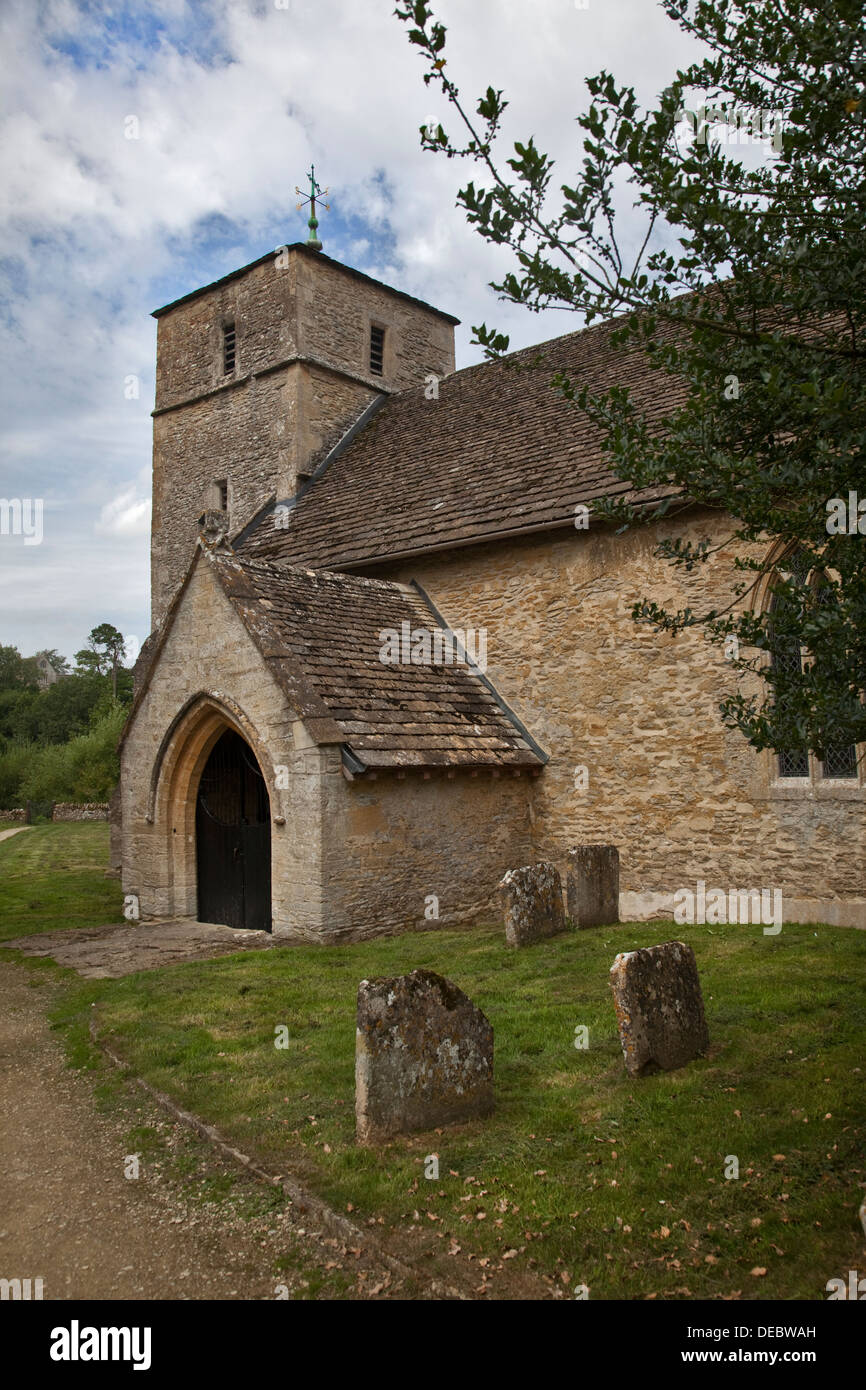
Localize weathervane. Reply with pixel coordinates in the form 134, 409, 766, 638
295, 164, 330, 250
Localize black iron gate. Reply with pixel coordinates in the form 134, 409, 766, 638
195, 729, 271, 931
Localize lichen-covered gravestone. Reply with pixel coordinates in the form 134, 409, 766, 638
567, 845, 619, 927
498, 862, 566, 947
609, 940, 709, 1077
355, 969, 494, 1144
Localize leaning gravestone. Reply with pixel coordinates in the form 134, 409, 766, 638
498, 862, 566, 947
567, 845, 619, 927
609, 940, 709, 1077
355, 969, 494, 1144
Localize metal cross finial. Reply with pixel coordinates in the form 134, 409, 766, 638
295, 164, 330, 250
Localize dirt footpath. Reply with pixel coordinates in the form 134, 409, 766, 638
0, 961, 407, 1300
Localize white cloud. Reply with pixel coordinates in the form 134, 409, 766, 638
0, 0, 706, 659
95, 485, 152, 537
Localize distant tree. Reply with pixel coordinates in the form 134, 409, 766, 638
75, 623, 127, 699
0, 645, 38, 692
0, 687, 39, 744
33, 674, 108, 744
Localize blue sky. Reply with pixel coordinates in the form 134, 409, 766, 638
0, 0, 703, 664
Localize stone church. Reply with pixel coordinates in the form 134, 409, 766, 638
118, 239, 865, 939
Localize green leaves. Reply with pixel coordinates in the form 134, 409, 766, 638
396, 0, 866, 758
472, 324, 511, 361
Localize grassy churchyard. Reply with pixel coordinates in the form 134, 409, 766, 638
1, 822, 864, 1300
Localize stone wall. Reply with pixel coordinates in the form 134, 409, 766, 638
1, 808, 27, 822
323, 764, 534, 942
151, 247, 456, 624
378, 512, 866, 926
53, 803, 110, 821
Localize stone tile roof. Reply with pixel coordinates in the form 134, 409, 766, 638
240, 313, 679, 570
211, 551, 544, 770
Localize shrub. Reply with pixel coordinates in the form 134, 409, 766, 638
16, 704, 126, 805
0, 741, 34, 809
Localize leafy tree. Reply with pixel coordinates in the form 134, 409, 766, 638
0, 645, 38, 692
396, 0, 866, 759
33, 673, 107, 743
0, 687, 40, 744
75, 623, 127, 699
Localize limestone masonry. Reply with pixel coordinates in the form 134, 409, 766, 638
118, 235, 865, 940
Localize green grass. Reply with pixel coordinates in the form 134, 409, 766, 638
0, 822, 122, 941
57, 919, 866, 1300
5, 823, 865, 1299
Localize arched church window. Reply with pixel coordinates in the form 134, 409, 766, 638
769, 546, 809, 778
769, 546, 860, 782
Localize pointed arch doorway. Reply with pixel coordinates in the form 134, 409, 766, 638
195, 728, 272, 931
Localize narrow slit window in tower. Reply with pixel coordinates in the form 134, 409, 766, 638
369, 324, 385, 376
223, 323, 236, 375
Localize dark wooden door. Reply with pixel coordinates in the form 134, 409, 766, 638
196, 730, 271, 931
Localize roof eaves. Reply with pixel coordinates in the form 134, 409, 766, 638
152, 242, 461, 324
303, 486, 685, 574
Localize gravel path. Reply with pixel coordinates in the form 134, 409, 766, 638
0, 961, 406, 1300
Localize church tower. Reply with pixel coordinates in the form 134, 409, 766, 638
149, 238, 458, 625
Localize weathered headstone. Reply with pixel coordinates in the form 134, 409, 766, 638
355, 969, 494, 1144
498, 862, 566, 947
567, 845, 619, 927
609, 940, 709, 1077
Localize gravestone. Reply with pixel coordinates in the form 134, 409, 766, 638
355, 969, 494, 1144
567, 845, 619, 927
609, 940, 709, 1077
498, 862, 566, 947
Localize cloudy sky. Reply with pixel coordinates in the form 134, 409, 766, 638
0, 0, 703, 664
